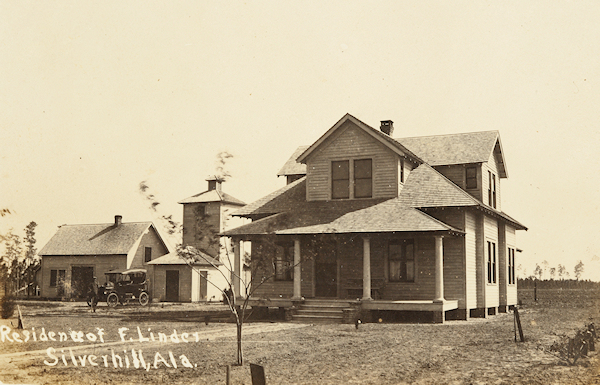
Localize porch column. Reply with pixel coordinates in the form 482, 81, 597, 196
362, 237, 372, 301
233, 238, 242, 298
434, 235, 445, 302
292, 238, 302, 300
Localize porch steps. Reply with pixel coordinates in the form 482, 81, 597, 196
292, 299, 356, 324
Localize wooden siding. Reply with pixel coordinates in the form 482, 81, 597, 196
482, 150, 501, 210
182, 201, 221, 257
152, 265, 193, 302
475, 213, 485, 308
40, 255, 126, 298
305, 121, 400, 201
442, 236, 466, 308
130, 226, 169, 268
465, 211, 477, 309
484, 215, 499, 307
434, 165, 465, 189
498, 222, 507, 307
506, 225, 517, 305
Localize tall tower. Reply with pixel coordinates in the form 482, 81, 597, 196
178, 176, 246, 258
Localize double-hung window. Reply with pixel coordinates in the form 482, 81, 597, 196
488, 171, 497, 208
354, 159, 372, 198
332, 160, 350, 199
274, 244, 294, 281
508, 248, 516, 285
389, 239, 415, 282
145, 247, 152, 263
487, 241, 497, 284
331, 159, 372, 199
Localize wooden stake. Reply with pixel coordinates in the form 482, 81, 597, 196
514, 307, 525, 342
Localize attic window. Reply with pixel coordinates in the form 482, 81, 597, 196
145, 247, 152, 263
332, 160, 350, 199
354, 159, 372, 198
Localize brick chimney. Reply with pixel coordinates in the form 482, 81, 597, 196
380, 120, 394, 136
206, 176, 223, 192
115, 215, 122, 226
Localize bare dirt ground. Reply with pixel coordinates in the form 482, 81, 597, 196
1, 289, 599, 385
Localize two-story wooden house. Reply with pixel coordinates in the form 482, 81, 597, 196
223, 113, 526, 323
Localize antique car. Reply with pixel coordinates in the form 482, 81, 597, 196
98, 268, 150, 307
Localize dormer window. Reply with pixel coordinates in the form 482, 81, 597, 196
354, 159, 372, 198
332, 160, 350, 199
331, 159, 372, 199
466, 166, 477, 189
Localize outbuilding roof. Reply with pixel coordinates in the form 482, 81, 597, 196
146, 249, 222, 267
178, 189, 246, 206
39, 222, 166, 256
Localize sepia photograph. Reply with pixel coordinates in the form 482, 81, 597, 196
1, 2, 599, 384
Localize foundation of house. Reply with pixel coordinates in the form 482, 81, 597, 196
445, 308, 469, 321
470, 308, 487, 318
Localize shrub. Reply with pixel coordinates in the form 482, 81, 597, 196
1, 296, 16, 319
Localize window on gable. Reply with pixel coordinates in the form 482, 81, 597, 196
354, 159, 372, 198
466, 166, 477, 189
389, 239, 415, 282
508, 248, 516, 285
487, 241, 497, 284
50, 269, 66, 287
332, 160, 350, 199
400, 158, 405, 184
145, 247, 152, 263
274, 244, 294, 281
488, 171, 497, 208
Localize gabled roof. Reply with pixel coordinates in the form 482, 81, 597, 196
39, 222, 168, 256
401, 164, 526, 230
147, 249, 222, 267
296, 113, 423, 165
178, 189, 246, 206
277, 145, 309, 176
397, 131, 507, 177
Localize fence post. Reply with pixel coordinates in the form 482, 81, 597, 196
534, 280, 537, 302
226, 365, 230, 385
250, 363, 266, 385
514, 307, 525, 342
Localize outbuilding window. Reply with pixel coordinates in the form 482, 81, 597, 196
50, 269, 66, 287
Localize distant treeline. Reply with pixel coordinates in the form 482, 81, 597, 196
518, 278, 600, 289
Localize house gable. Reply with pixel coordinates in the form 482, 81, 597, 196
303, 119, 413, 201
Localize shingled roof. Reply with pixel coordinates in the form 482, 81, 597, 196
397, 131, 507, 177
147, 249, 222, 267
178, 189, 246, 206
39, 221, 164, 256
277, 145, 309, 176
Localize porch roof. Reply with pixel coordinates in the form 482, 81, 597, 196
222, 197, 462, 236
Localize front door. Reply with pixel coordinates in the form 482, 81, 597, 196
165, 270, 179, 302
315, 240, 337, 297
71, 266, 94, 298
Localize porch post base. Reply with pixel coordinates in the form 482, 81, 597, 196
470, 308, 487, 318
498, 305, 507, 313
432, 311, 445, 324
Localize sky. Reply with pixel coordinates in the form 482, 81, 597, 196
1, 1, 600, 280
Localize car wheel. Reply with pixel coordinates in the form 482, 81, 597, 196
107, 292, 119, 308
139, 292, 149, 306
